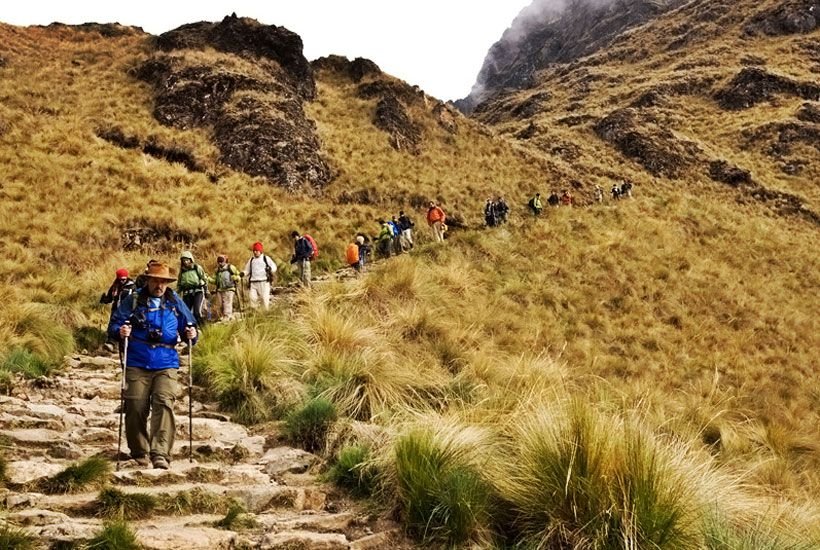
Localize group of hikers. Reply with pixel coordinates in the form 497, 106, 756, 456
98, 181, 639, 469
484, 197, 510, 227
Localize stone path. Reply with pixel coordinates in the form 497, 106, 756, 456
0, 353, 407, 549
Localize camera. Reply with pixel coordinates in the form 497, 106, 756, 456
147, 328, 163, 342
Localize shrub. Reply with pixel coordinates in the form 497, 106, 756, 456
496, 403, 718, 549
74, 326, 108, 352
94, 487, 157, 520
325, 444, 377, 497
39, 456, 111, 494
1, 347, 54, 379
86, 520, 141, 550
392, 423, 494, 546
285, 398, 338, 453
202, 329, 296, 424
0, 524, 35, 549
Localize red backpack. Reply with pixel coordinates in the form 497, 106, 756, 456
303, 234, 319, 261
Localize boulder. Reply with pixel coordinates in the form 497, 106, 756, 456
259, 447, 318, 476
744, 1, 819, 36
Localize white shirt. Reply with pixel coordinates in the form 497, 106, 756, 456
243, 254, 276, 282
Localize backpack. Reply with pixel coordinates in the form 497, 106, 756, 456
217, 265, 236, 290
303, 234, 319, 261
346, 243, 360, 265
263, 256, 275, 283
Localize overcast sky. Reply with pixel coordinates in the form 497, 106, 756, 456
1, 1, 533, 100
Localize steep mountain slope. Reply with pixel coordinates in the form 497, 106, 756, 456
456, 0, 690, 113
471, 0, 820, 219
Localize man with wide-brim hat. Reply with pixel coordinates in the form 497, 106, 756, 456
108, 261, 198, 470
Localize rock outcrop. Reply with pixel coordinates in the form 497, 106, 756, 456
456, 0, 688, 113
134, 15, 333, 191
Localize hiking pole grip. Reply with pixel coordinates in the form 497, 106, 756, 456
116, 322, 130, 471
187, 323, 194, 463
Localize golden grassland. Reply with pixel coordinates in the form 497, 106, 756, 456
0, 12, 818, 545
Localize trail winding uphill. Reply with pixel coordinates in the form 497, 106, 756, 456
0, 352, 407, 549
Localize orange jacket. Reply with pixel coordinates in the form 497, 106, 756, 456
427, 206, 446, 224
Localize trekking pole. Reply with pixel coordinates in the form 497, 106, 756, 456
116, 321, 130, 471
187, 323, 194, 463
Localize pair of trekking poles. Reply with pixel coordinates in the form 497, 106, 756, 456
116, 322, 196, 471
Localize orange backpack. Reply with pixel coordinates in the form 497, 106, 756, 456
345, 243, 360, 265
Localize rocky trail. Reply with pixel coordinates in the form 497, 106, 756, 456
0, 352, 407, 549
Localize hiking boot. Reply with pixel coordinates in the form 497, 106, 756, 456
103, 342, 115, 353
133, 456, 151, 468
152, 456, 169, 470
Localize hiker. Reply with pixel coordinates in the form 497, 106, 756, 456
346, 238, 361, 272
560, 189, 574, 207
611, 184, 621, 200
177, 251, 208, 326
241, 242, 276, 310
212, 255, 240, 321
495, 196, 509, 224
108, 262, 198, 470
426, 202, 447, 242
377, 220, 393, 258
398, 210, 415, 250
621, 180, 633, 198
528, 193, 543, 216
290, 231, 314, 288
100, 269, 136, 351
593, 185, 604, 203
484, 198, 497, 227
356, 235, 371, 272
134, 260, 160, 291
390, 216, 403, 255
101, 268, 136, 318
547, 190, 560, 207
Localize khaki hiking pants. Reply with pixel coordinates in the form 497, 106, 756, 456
215, 289, 236, 319
430, 221, 445, 242
249, 281, 271, 310
298, 259, 312, 288
125, 367, 177, 462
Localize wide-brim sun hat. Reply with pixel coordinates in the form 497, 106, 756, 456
144, 262, 177, 281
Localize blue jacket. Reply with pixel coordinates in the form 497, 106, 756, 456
108, 288, 198, 371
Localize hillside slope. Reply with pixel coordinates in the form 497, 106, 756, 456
0, 10, 818, 547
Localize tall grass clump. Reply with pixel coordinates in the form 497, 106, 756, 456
202, 329, 296, 424
285, 398, 338, 453
325, 444, 377, 497
39, 456, 111, 494
703, 511, 820, 550
86, 520, 141, 550
93, 487, 157, 520
495, 402, 722, 549
389, 421, 495, 546
0, 524, 35, 550
1, 302, 75, 363
1, 347, 56, 379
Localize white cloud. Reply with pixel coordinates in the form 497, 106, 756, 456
0, 0, 533, 100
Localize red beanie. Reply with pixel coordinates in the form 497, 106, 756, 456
116, 268, 129, 278
252, 242, 263, 252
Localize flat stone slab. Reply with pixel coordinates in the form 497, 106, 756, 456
0, 428, 64, 447
261, 531, 348, 550
8, 508, 72, 526
6, 460, 65, 485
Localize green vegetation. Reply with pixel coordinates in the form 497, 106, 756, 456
93, 488, 157, 520
284, 398, 338, 453
0, 525, 35, 550
213, 501, 257, 530
86, 520, 141, 550
325, 444, 377, 497
39, 457, 111, 494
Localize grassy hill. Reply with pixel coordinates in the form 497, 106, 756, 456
0, 3, 818, 547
